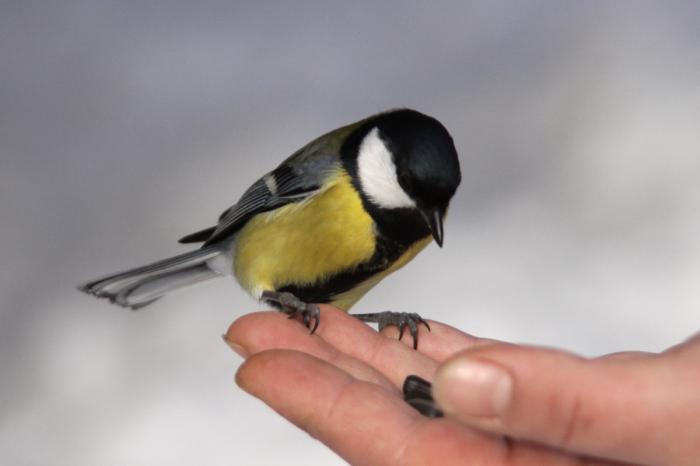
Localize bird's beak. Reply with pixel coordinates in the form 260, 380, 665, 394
421, 208, 444, 247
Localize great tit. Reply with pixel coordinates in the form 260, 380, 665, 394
79, 108, 461, 348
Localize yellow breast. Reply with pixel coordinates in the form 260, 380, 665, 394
233, 170, 376, 299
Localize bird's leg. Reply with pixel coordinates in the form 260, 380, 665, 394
402, 375, 443, 418
351, 311, 431, 349
261, 290, 321, 334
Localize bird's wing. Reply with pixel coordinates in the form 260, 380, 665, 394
178, 128, 355, 247
200, 163, 332, 246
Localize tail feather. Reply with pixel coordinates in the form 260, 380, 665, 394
78, 248, 222, 310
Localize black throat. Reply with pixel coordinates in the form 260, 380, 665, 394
339, 122, 431, 249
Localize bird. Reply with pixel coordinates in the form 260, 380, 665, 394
79, 108, 461, 348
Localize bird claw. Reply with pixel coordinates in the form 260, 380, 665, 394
262, 291, 320, 334
353, 311, 430, 349
286, 304, 320, 334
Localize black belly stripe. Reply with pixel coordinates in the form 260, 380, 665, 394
277, 255, 385, 304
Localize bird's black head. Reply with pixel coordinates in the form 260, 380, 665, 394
344, 109, 461, 246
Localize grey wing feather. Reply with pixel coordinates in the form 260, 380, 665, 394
202, 178, 271, 245
197, 150, 342, 247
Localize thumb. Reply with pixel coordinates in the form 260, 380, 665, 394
431, 342, 700, 466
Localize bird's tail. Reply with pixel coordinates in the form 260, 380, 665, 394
78, 248, 222, 310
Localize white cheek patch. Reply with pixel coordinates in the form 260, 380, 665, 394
357, 127, 415, 209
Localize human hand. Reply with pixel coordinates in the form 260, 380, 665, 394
224, 306, 700, 465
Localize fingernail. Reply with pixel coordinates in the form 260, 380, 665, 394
433, 358, 512, 417
222, 334, 249, 358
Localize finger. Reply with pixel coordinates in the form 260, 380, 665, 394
380, 318, 494, 361
431, 343, 700, 466
236, 350, 525, 466
225, 310, 396, 391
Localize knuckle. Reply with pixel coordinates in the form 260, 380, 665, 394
553, 390, 594, 450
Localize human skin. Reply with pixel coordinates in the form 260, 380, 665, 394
224, 306, 700, 466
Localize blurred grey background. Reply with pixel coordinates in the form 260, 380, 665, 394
2, 1, 699, 465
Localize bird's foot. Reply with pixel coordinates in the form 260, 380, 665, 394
351, 311, 430, 349
403, 375, 443, 418
262, 291, 320, 334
